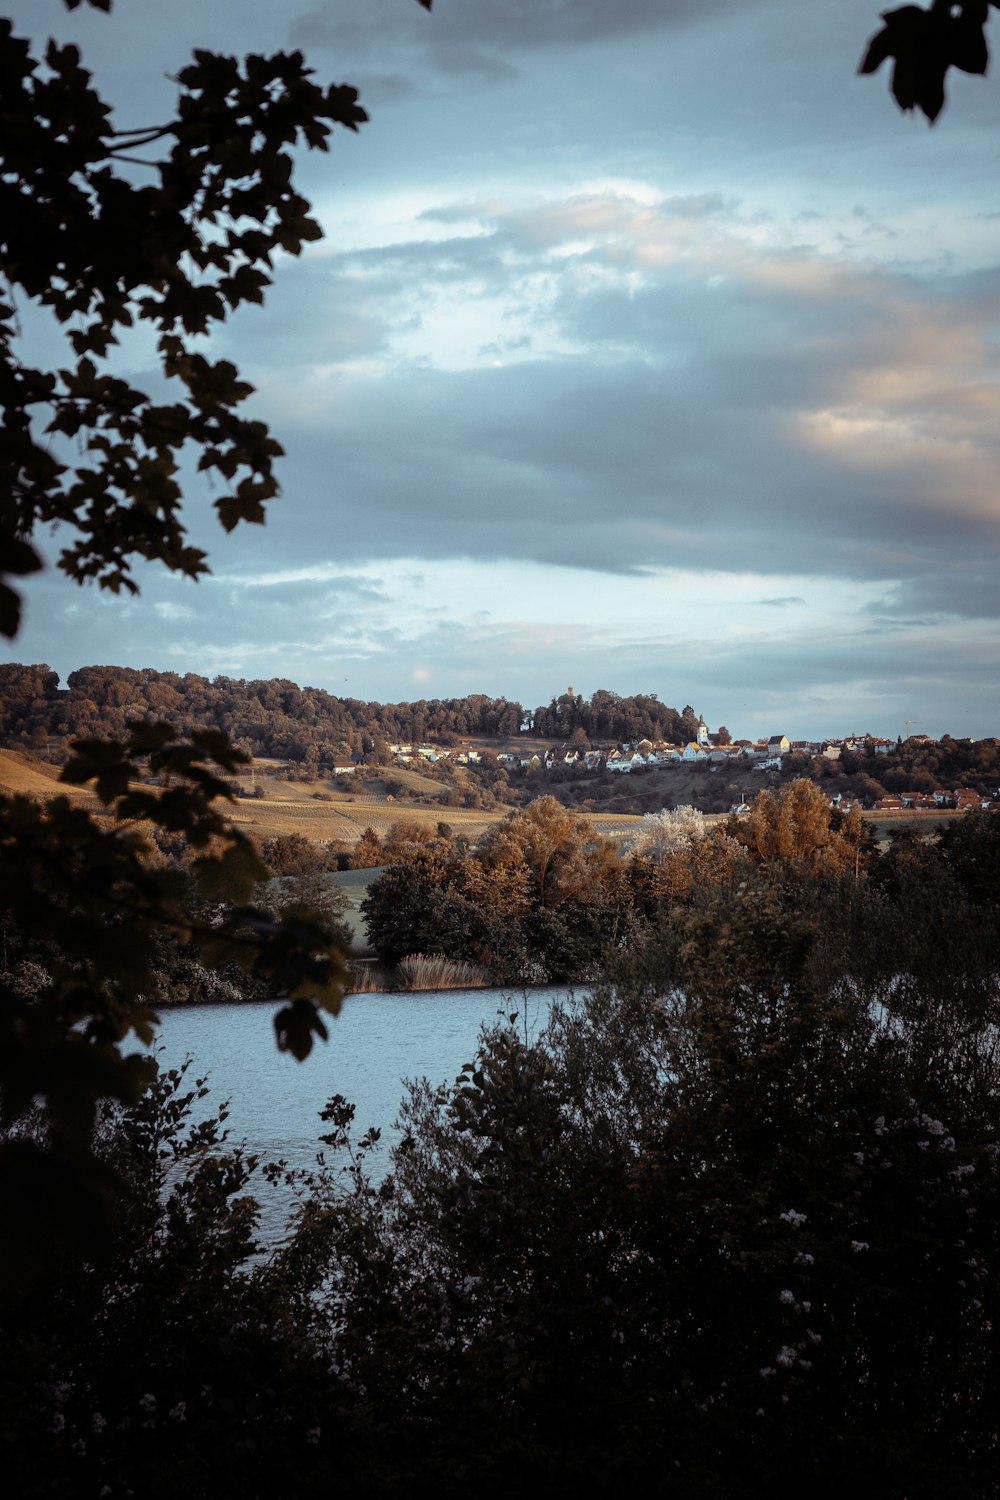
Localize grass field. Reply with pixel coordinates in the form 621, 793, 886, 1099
0, 747, 961, 851
0, 748, 102, 808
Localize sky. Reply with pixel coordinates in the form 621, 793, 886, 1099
8, 0, 1000, 741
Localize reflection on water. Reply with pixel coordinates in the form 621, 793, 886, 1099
152, 987, 570, 1244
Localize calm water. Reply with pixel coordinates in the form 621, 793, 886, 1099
152, 987, 572, 1242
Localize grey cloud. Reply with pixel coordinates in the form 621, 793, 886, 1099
293, 0, 754, 78
870, 573, 1000, 621
260, 208, 1000, 613
759, 597, 806, 607
247, 347, 999, 610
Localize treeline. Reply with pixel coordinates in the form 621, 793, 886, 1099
834, 735, 1000, 796
5, 785, 1000, 1496
360, 798, 638, 982
0, 663, 704, 771
360, 783, 983, 983
529, 685, 704, 745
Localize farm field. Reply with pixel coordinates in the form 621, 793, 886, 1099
0, 748, 101, 808
0, 746, 964, 851
0, 748, 646, 846
228, 771, 647, 846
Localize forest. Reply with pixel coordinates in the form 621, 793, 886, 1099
0, 662, 704, 771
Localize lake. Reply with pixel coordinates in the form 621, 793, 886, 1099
153, 986, 574, 1243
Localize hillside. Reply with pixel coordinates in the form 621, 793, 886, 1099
0, 748, 101, 809
0, 746, 645, 849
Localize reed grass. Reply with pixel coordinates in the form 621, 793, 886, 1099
345, 962, 385, 994
397, 953, 489, 991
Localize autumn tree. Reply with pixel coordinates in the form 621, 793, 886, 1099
349, 825, 384, 869
476, 796, 616, 911
630, 805, 707, 867
734, 779, 867, 874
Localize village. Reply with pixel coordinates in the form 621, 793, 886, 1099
352, 717, 999, 817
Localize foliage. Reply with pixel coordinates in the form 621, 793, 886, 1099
254, 833, 352, 947
321, 861, 1000, 1495
362, 798, 636, 982
4, 786, 1000, 1494
860, 0, 998, 123
937, 807, 1000, 905
0, 661, 720, 769
0, 1060, 375, 1500
629, 803, 707, 864
0, 0, 430, 1303
835, 733, 1000, 799
0, 721, 347, 1300
350, 824, 384, 869
0, 4, 373, 637
730, 777, 868, 873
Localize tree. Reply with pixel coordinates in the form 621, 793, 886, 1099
630, 804, 707, 866
860, 1, 998, 123
0, 723, 347, 1300
733, 779, 867, 873
476, 796, 614, 910
0, 0, 428, 1299
0, 3, 375, 636
313, 864, 1000, 1494
349, 825, 384, 869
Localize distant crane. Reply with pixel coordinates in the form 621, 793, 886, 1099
904, 719, 924, 740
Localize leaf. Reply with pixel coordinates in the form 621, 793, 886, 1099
274, 998, 329, 1061
950, 10, 990, 73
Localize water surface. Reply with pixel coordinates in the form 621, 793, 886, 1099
153, 986, 570, 1241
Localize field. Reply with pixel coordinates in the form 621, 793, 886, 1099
0, 747, 963, 852
226, 766, 646, 846
0, 748, 101, 807
0, 748, 645, 847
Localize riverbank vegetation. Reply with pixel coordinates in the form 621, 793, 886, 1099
3, 784, 999, 1496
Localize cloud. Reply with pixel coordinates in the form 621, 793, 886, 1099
292, 0, 756, 81
8, 0, 999, 743
202, 182, 1000, 623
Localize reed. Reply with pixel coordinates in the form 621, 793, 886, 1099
397, 953, 489, 991
345, 962, 385, 994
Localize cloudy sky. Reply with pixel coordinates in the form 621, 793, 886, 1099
9, 0, 1000, 739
